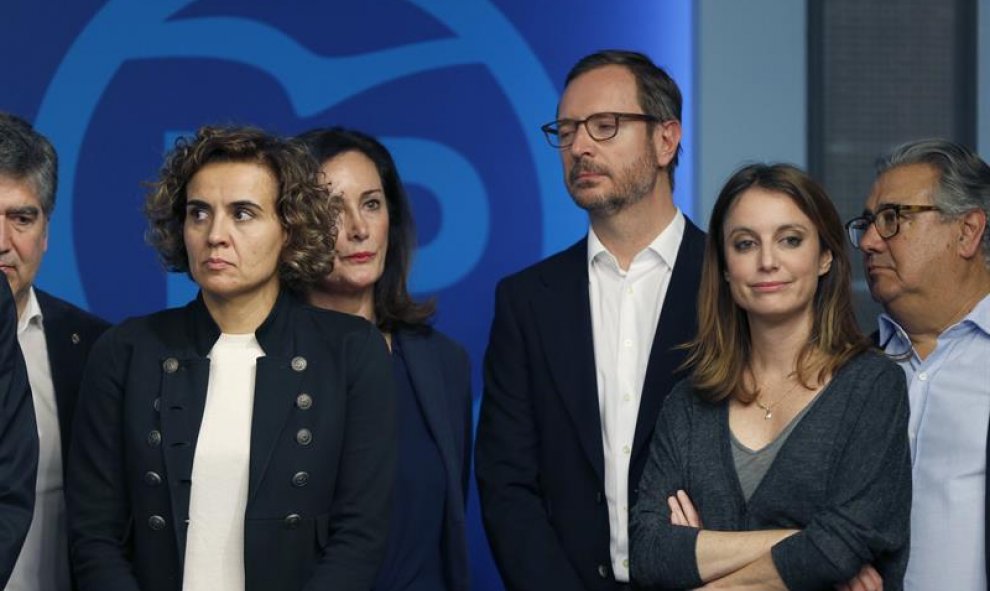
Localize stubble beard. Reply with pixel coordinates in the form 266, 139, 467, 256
566, 146, 661, 217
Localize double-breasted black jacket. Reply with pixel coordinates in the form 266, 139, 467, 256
67, 290, 396, 591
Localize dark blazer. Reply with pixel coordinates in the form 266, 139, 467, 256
35, 289, 110, 471
392, 328, 472, 591
0, 279, 38, 587
476, 220, 705, 591
67, 291, 396, 591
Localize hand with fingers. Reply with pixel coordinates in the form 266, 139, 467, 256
835, 564, 883, 591
667, 489, 703, 529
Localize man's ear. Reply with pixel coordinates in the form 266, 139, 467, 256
653, 119, 682, 168
957, 209, 987, 259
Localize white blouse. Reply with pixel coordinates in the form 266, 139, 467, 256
183, 333, 264, 591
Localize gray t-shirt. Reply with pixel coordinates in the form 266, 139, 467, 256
730, 390, 824, 501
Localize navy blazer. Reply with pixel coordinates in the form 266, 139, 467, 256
0, 279, 38, 587
35, 289, 110, 472
476, 220, 705, 590
67, 291, 396, 591
393, 328, 472, 591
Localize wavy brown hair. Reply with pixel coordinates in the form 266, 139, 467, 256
145, 125, 338, 292
683, 163, 869, 403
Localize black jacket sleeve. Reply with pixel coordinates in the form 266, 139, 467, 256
0, 280, 38, 587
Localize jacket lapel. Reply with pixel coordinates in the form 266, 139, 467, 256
397, 332, 460, 502
247, 355, 301, 502
159, 355, 210, 561
247, 291, 302, 503
631, 221, 705, 461
535, 240, 604, 480
36, 292, 75, 461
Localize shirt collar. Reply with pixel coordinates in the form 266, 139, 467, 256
17, 286, 43, 335
877, 292, 990, 346
963, 293, 990, 336
586, 209, 685, 270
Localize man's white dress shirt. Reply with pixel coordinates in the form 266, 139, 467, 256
588, 210, 684, 582
8, 287, 69, 591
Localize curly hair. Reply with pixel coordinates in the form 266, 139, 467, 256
145, 125, 338, 291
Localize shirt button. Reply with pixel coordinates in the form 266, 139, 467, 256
622, 445, 631, 454
283, 513, 302, 529
623, 393, 632, 402
295, 393, 313, 410
918, 372, 928, 381
146, 430, 162, 447
162, 358, 179, 374
296, 428, 313, 446
291, 356, 308, 372
597, 564, 609, 578
626, 287, 634, 295
144, 471, 163, 486
623, 339, 633, 348
623, 559, 629, 569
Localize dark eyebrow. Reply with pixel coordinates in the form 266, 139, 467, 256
185, 199, 210, 210
4, 206, 40, 218
727, 223, 809, 235
229, 200, 263, 211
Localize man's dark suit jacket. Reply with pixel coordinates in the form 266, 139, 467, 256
34, 289, 110, 471
476, 220, 705, 590
0, 279, 38, 587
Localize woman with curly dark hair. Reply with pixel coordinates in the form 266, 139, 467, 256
295, 127, 472, 591
67, 125, 396, 591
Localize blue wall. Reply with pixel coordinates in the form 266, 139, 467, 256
0, 2, 694, 588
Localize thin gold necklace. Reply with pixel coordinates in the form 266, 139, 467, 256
754, 379, 802, 420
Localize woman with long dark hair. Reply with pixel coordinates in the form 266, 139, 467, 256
297, 127, 472, 591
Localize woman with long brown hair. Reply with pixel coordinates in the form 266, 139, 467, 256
629, 163, 910, 590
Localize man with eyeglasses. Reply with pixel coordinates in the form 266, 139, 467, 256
847, 138, 990, 591
476, 50, 705, 590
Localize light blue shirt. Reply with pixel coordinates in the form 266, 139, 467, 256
879, 294, 990, 591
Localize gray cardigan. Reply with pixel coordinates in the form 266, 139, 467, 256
629, 351, 911, 590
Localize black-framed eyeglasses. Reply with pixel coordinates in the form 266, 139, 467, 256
844, 204, 942, 249
540, 112, 658, 148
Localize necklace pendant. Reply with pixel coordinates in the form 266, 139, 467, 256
763, 409, 773, 420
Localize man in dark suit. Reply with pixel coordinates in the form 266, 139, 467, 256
0, 262, 38, 587
0, 112, 110, 591
475, 50, 705, 590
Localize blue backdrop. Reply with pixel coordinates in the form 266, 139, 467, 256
1, 2, 695, 588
